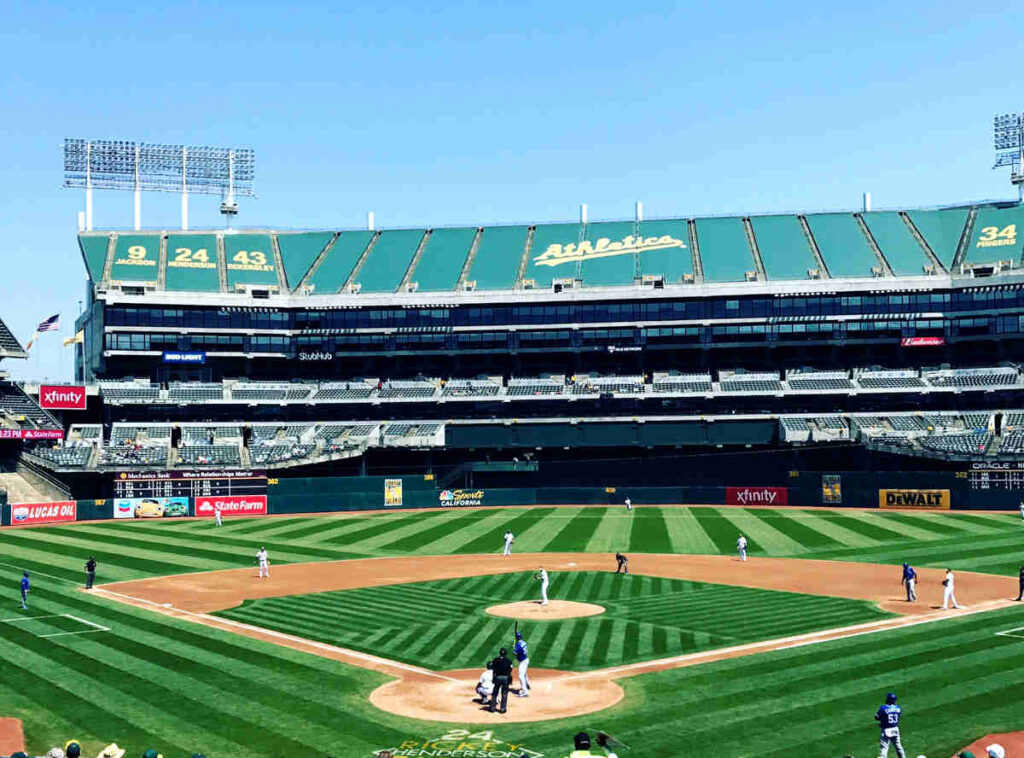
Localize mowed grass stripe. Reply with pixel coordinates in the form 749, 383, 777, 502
424, 508, 513, 554
338, 510, 455, 551
661, 507, 720, 554
376, 509, 491, 553
689, 508, 742, 553
320, 509, 439, 547
844, 510, 943, 542
453, 508, 558, 554
584, 508, 634, 553
541, 508, 604, 552
748, 510, 841, 549
729, 508, 805, 554
628, 508, 673, 553
813, 510, 910, 543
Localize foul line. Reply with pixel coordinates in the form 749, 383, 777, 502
556, 600, 1016, 683
91, 586, 460, 684
1, 612, 111, 638
995, 625, 1024, 640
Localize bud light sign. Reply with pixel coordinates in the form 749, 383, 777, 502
162, 351, 206, 364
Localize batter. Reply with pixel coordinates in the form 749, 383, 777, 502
513, 630, 531, 697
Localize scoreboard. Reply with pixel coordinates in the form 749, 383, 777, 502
113, 470, 267, 500
967, 462, 1024, 491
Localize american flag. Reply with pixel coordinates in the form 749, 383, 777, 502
36, 314, 60, 333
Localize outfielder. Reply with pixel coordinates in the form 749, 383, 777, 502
514, 630, 531, 696
215, 504, 223, 527
502, 530, 514, 556
535, 567, 549, 605
1019, 499, 1024, 521
475, 661, 494, 702
901, 563, 917, 602
624, 497, 632, 511
256, 547, 270, 579
942, 567, 960, 609
20, 571, 30, 609
874, 691, 907, 758
737, 534, 748, 562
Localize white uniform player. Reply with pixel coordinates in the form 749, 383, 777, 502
624, 497, 632, 511
257, 547, 270, 579
475, 663, 494, 702
502, 530, 514, 556
942, 568, 960, 609
1019, 500, 1024, 521
537, 567, 549, 605
737, 535, 748, 562
214, 504, 223, 527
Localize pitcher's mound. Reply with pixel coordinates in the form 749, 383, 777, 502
486, 600, 605, 620
370, 668, 623, 724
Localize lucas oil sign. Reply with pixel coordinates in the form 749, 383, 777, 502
878, 489, 951, 509
9, 501, 77, 526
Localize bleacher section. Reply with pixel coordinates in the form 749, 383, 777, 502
0, 316, 26, 359
924, 367, 1019, 388
32, 444, 92, 467
652, 374, 713, 394
571, 375, 644, 395
313, 382, 374, 401
231, 383, 314, 401
443, 379, 501, 397
167, 383, 224, 403
507, 377, 564, 396
719, 372, 784, 393
0, 383, 59, 429
786, 371, 854, 391
110, 424, 172, 445
99, 381, 160, 404
855, 370, 926, 389
378, 380, 437, 399
919, 433, 991, 456
100, 445, 169, 467
177, 444, 242, 466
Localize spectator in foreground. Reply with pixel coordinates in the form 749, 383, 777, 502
142, 750, 164, 758
986, 745, 1005, 758
96, 744, 125, 758
44, 747, 65, 758
64, 740, 81, 758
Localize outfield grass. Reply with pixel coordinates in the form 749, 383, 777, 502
0, 506, 1020, 757
216, 571, 892, 671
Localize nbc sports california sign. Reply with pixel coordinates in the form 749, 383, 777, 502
439, 489, 486, 507
532, 234, 685, 268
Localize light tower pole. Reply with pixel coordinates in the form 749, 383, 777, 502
994, 113, 1024, 201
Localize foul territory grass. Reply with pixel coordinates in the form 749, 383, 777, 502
214, 571, 893, 671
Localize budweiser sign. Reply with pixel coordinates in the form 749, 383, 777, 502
38, 385, 87, 410
0, 429, 64, 440
195, 495, 268, 517
726, 486, 789, 506
10, 501, 77, 526
900, 337, 945, 347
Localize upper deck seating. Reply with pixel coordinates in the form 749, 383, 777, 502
0, 317, 25, 356
814, 416, 848, 430
786, 372, 854, 391
856, 373, 925, 389
719, 373, 783, 393
443, 379, 501, 397
507, 378, 564, 396
181, 425, 242, 445
378, 380, 437, 399
250, 444, 315, 465
962, 412, 992, 431
925, 368, 1019, 388
99, 382, 160, 404
0, 383, 59, 428
32, 445, 92, 467
919, 433, 991, 456
177, 444, 241, 466
100, 445, 168, 467
110, 424, 172, 446
251, 424, 314, 443
651, 374, 713, 394
313, 382, 374, 401
167, 383, 224, 403
888, 416, 928, 432
998, 431, 1024, 455
571, 375, 644, 395
315, 423, 378, 445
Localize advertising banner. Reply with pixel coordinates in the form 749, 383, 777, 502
822, 475, 842, 504
10, 501, 77, 526
195, 495, 268, 517
900, 337, 945, 347
115, 469, 264, 482
878, 489, 951, 509
384, 479, 403, 507
113, 497, 190, 519
162, 351, 206, 364
38, 385, 87, 410
439, 489, 486, 507
0, 429, 64, 440
726, 486, 789, 506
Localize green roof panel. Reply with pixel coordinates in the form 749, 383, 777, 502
694, 217, 754, 283
466, 226, 528, 290
635, 219, 692, 282
308, 231, 374, 293
224, 234, 278, 289
805, 213, 877, 278
165, 234, 220, 292
579, 221, 639, 286
354, 229, 426, 293
278, 232, 334, 290
750, 215, 818, 280
78, 234, 109, 282
109, 234, 160, 284
524, 223, 583, 288
410, 227, 475, 292
906, 209, 969, 268
861, 212, 930, 276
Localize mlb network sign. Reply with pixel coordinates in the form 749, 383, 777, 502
38, 385, 87, 410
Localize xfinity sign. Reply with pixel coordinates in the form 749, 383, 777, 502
38, 385, 87, 410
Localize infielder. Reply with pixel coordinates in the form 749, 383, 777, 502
475, 661, 494, 702
874, 691, 907, 758
214, 504, 223, 527
737, 534, 748, 562
942, 567, 960, 609
615, 552, 629, 574
1015, 565, 1023, 602
256, 547, 270, 579
502, 530, 514, 556
20, 571, 30, 609
535, 567, 549, 605
901, 563, 917, 602
513, 630, 530, 697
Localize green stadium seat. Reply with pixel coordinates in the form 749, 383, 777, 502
861, 212, 931, 276
635, 219, 692, 282
905, 208, 969, 268
308, 231, 375, 293
750, 215, 818, 280
165, 234, 220, 292
408, 227, 476, 291
804, 213, 878, 278
278, 232, 334, 290
579, 221, 639, 286
224, 234, 278, 289
963, 205, 1024, 267
694, 217, 755, 283
78, 234, 109, 282
109, 233, 160, 284
465, 226, 528, 290
524, 223, 582, 288
353, 229, 426, 293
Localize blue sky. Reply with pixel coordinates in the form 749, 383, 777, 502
1, 0, 1021, 380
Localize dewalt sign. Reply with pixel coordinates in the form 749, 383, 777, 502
878, 489, 950, 510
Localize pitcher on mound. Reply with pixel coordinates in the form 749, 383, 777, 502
534, 567, 549, 605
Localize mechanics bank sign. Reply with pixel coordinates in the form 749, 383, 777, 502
533, 234, 685, 268
39, 385, 86, 410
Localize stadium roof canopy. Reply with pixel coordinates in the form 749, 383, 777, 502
0, 316, 26, 360
78, 200, 1024, 298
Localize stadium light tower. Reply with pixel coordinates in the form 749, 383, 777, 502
63, 139, 255, 231
993, 113, 1024, 200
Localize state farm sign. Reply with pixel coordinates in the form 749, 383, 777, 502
195, 495, 268, 517
0, 429, 64, 440
10, 501, 77, 526
38, 385, 87, 410
726, 486, 789, 506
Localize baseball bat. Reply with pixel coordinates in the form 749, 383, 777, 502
514, 620, 518, 640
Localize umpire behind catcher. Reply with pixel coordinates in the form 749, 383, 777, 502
488, 648, 513, 713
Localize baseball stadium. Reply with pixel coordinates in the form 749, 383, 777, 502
3, 130, 1024, 758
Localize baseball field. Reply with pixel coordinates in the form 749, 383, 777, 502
1, 504, 1023, 757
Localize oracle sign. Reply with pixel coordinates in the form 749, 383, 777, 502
195, 495, 268, 517
726, 486, 789, 506
10, 501, 77, 526
39, 385, 87, 410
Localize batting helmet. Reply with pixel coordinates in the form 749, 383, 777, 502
885, 692, 898, 704
515, 630, 523, 640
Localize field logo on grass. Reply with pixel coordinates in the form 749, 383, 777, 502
439, 489, 485, 507
372, 729, 542, 758
726, 486, 788, 506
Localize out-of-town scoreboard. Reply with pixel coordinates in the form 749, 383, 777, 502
966, 461, 1024, 490
113, 470, 267, 499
